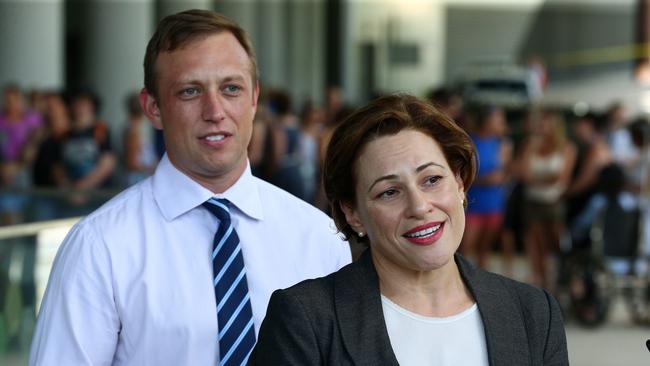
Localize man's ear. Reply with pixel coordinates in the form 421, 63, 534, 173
339, 200, 365, 234
140, 88, 162, 130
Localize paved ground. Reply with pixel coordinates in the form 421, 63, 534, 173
495, 255, 650, 366
566, 299, 650, 366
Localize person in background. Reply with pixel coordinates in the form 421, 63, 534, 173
462, 106, 512, 269
250, 94, 568, 365
30, 91, 71, 221
30, 10, 350, 365
566, 112, 612, 249
627, 118, 650, 260
53, 89, 115, 190
605, 101, 637, 169
298, 101, 326, 204
316, 88, 354, 213
123, 92, 158, 186
265, 89, 306, 200
29, 89, 48, 116
0, 84, 43, 224
426, 86, 466, 131
32, 92, 70, 188
520, 111, 576, 289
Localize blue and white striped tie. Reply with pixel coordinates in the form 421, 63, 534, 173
203, 198, 256, 366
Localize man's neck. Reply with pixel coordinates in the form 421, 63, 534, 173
168, 155, 248, 195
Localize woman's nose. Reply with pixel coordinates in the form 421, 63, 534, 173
405, 188, 432, 218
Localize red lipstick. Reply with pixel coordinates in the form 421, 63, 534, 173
402, 221, 444, 246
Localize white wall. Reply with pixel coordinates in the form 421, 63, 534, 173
0, 0, 64, 90
344, 0, 446, 103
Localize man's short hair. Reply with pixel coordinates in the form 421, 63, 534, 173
143, 9, 258, 99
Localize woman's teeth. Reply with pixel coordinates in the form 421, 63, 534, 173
405, 224, 441, 238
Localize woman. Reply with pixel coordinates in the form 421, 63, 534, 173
520, 111, 576, 289
462, 105, 512, 269
249, 94, 568, 365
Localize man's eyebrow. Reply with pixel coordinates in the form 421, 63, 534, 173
221, 75, 246, 83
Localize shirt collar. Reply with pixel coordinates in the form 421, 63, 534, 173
152, 154, 264, 221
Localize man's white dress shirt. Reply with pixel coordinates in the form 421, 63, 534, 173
29, 155, 351, 365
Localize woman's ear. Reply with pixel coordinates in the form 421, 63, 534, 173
339, 201, 365, 233
455, 173, 465, 196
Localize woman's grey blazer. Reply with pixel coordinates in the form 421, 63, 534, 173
249, 249, 569, 366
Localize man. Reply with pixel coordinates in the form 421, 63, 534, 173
30, 9, 351, 365
53, 90, 115, 191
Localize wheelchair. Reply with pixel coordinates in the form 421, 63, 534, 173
560, 195, 650, 326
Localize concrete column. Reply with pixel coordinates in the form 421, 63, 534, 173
214, 0, 257, 34
255, 0, 289, 89
0, 0, 64, 90
214, 0, 259, 81
69, 0, 154, 154
345, 0, 445, 103
287, 0, 326, 107
157, 0, 212, 21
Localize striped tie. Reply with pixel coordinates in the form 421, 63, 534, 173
203, 198, 256, 366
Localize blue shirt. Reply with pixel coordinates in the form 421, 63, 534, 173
467, 135, 505, 214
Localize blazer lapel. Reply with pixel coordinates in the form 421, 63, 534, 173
333, 249, 400, 366
456, 254, 532, 366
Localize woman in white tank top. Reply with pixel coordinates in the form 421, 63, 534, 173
521, 111, 576, 289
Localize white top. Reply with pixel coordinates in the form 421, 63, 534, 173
381, 296, 489, 366
526, 151, 567, 203
30, 154, 351, 366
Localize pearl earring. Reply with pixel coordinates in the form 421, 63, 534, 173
357, 232, 365, 238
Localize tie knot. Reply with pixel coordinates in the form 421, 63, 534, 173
202, 198, 231, 222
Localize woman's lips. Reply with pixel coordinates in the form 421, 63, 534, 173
402, 222, 444, 246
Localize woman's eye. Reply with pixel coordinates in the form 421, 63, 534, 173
378, 189, 398, 199
425, 176, 442, 186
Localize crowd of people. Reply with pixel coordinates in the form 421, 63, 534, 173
447, 94, 650, 295
19, 7, 650, 364
2, 77, 650, 290
0, 86, 160, 224
0, 83, 353, 225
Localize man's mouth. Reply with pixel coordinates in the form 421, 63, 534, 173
204, 134, 226, 142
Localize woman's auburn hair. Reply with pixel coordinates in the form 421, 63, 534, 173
322, 93, 477, 242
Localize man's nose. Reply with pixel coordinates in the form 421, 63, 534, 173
202, 90, 225, 122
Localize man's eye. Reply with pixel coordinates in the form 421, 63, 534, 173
180, 88, 199, 97
223, 85, 241, 94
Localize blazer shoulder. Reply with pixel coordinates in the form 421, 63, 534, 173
459, 254, 553, 311
278, 269, 338, 305
275, 255, 367, 314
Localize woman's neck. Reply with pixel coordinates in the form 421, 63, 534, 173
374, 253, 474, 317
